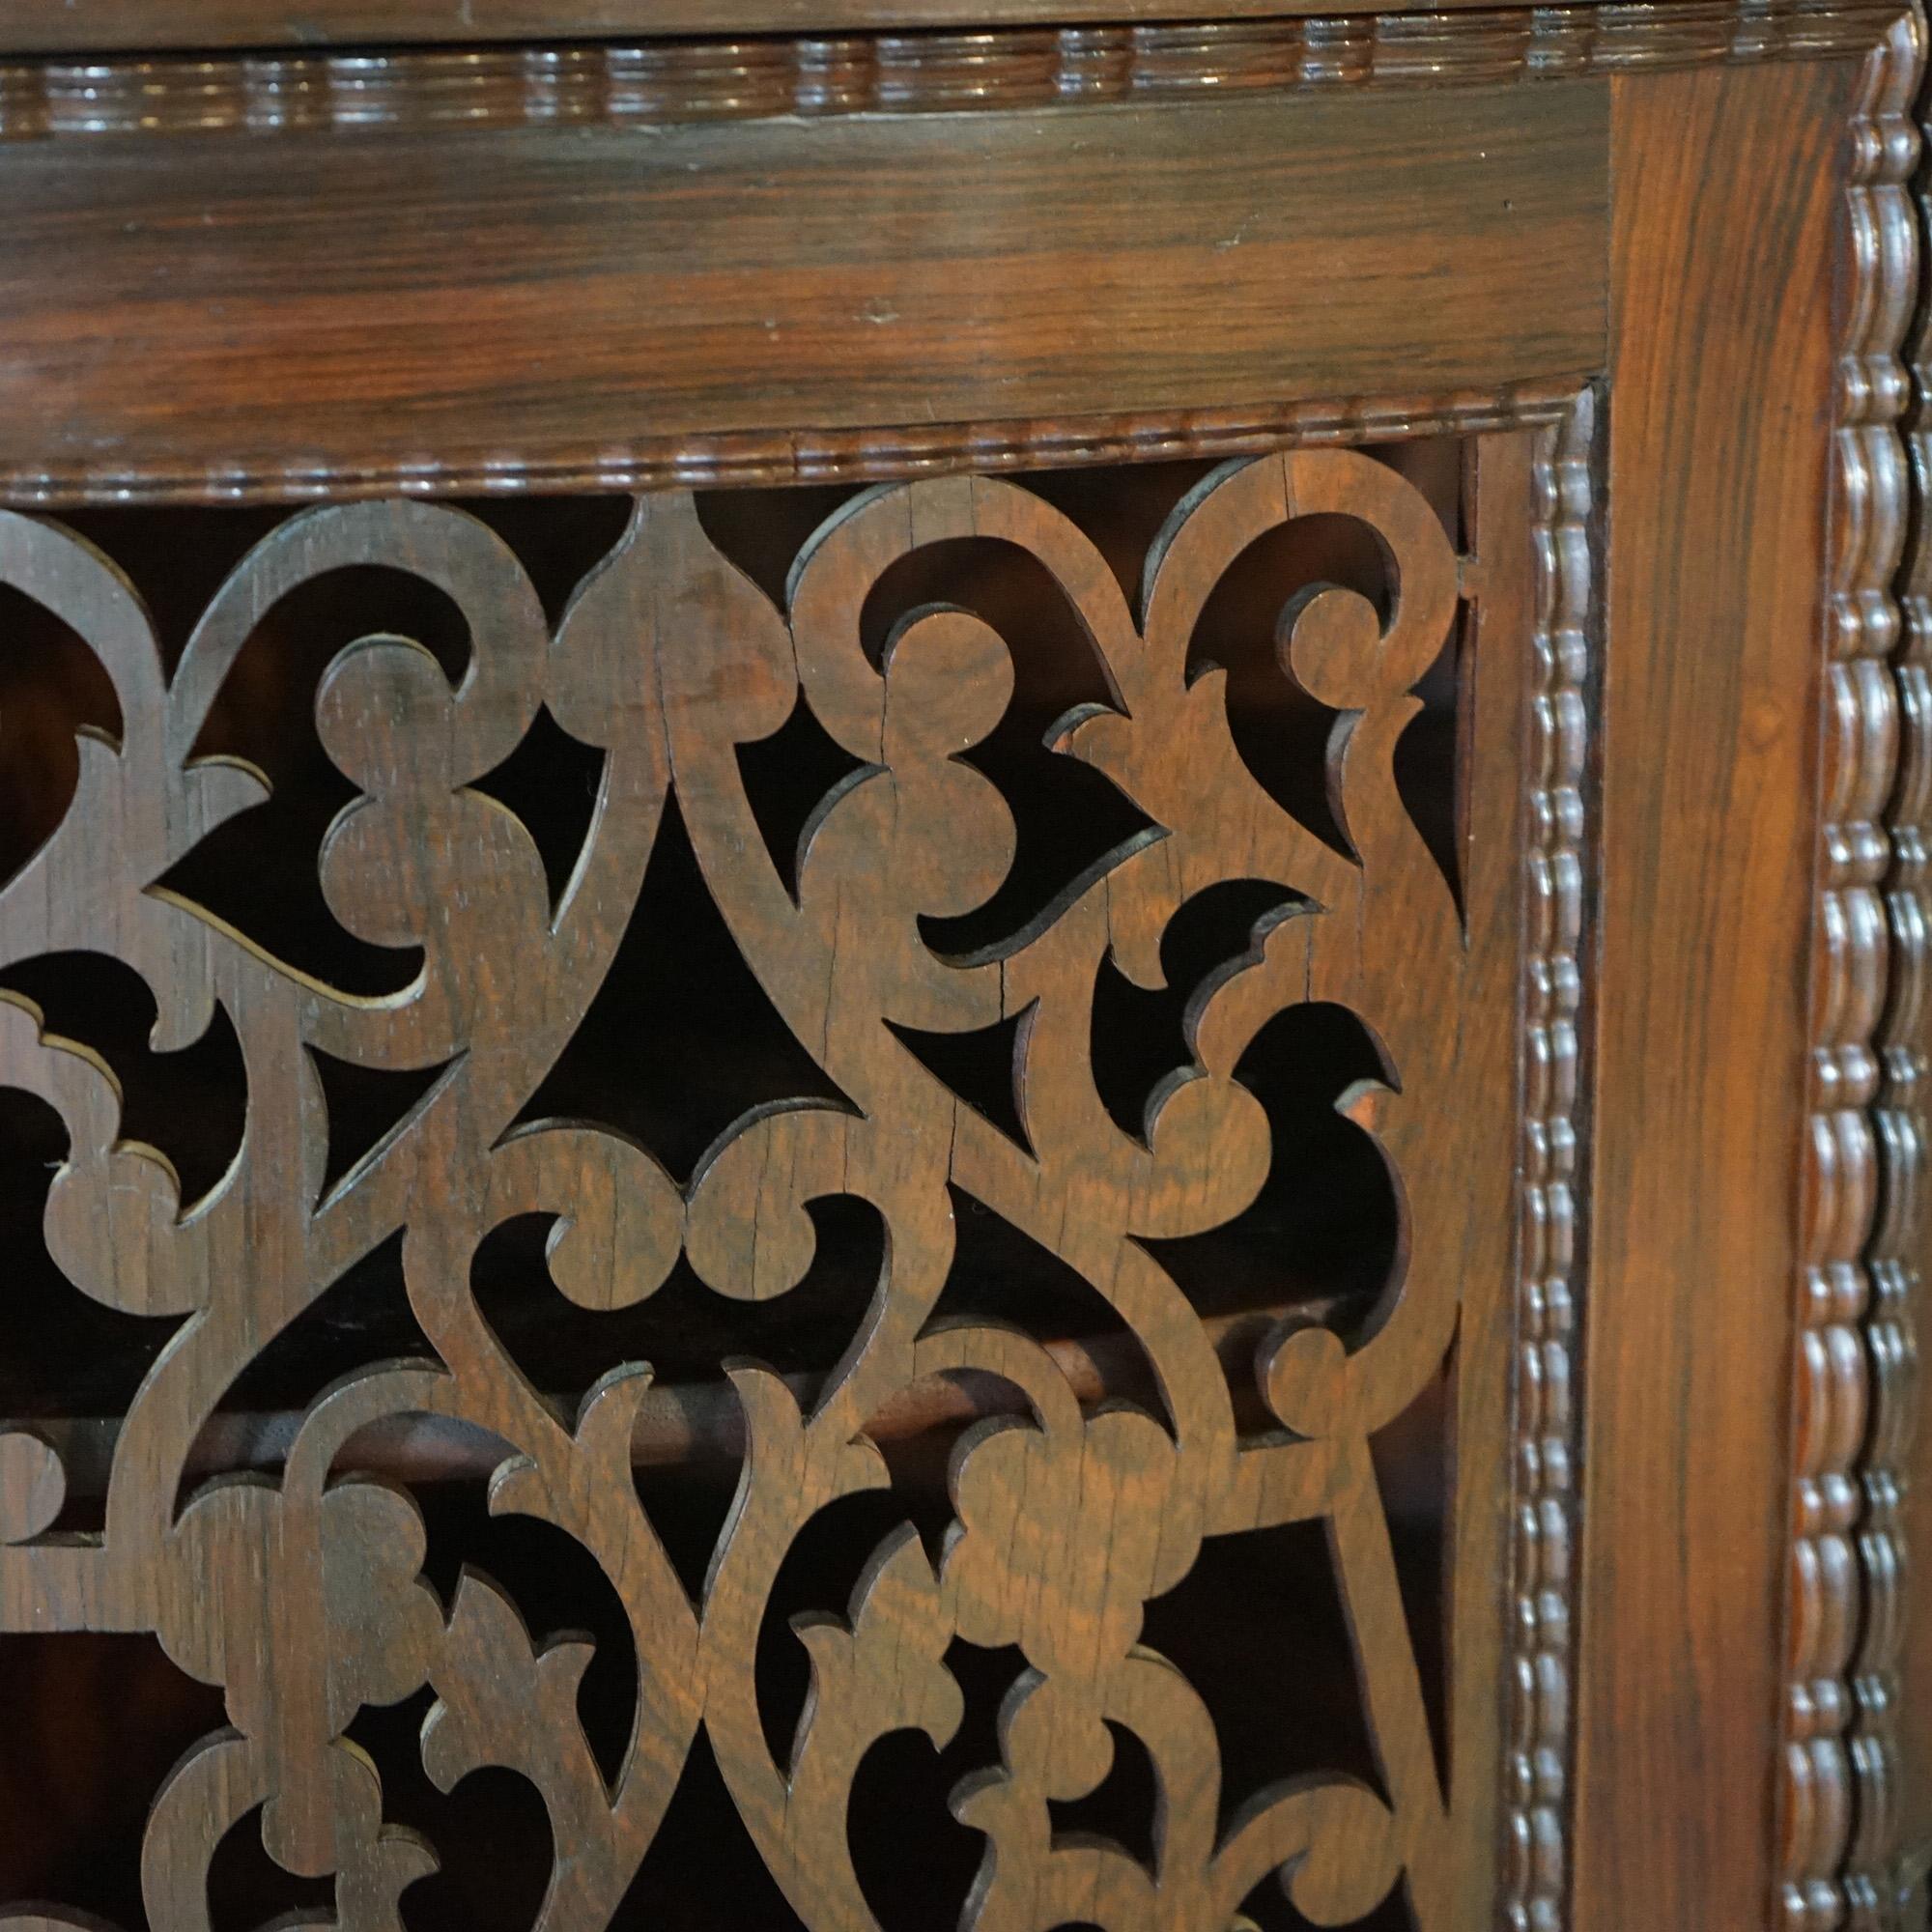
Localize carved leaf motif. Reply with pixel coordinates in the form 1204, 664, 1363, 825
423, 1569, 602, 1803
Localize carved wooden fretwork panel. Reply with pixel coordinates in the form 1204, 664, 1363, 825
0, 432, 1575, 1932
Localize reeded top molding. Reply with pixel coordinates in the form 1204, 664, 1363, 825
0, 0, 1900, 136
0, 0, 1883, 56
0, 0, 1759, 57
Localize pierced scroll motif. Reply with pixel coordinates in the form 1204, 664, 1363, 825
0, 441, 1543, 1931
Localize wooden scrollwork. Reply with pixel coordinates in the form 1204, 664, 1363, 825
0, 441, 1538, 1930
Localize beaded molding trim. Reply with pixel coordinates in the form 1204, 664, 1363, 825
0, 1, 1903, 141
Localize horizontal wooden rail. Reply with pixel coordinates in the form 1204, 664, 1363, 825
11, 1304, 1353, 1494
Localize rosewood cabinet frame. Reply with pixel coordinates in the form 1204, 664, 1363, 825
0, 6, 1925, 1931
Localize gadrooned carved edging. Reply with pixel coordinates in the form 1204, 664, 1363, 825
1782, 10, 1924, 1928
1503, 386, 1596, 1932
0, 0, 1902, 140
1861, 1, 1932, 1919
0, 379, 1581, 511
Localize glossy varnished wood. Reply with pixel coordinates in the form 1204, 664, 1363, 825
1890, 21, 1932, 1908
1812, 20, 1924, 1926
0, 1, 1929, 1925
0, 7, 1900, 143
1578, 50, 1852, 1932
0, 83, 1605, 502
1496, 390, 1596, 1932
0, 0, 1743, 55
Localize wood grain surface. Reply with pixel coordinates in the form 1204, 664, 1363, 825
1494, 389, 1596, 1932
0, 0, 1924, 1918
1890, 12, 1932, 1910
0, 0, 1709, 56
0, 6, 1899, 141
0, 84, 1606, 499
1577, 53, 1851, 1932
1809, 17, 1926, 1927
